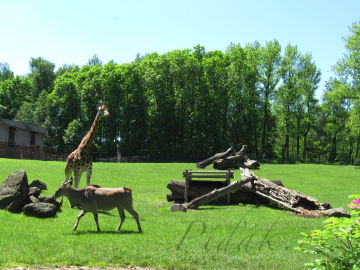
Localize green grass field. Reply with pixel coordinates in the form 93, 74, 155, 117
0, 158, 359, 269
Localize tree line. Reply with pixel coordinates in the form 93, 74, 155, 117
1, 20, 359, 163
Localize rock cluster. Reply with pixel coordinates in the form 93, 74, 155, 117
0, 170, 60, 218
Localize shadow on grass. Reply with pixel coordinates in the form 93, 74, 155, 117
194, 203, 264, 211
195, 206, 226, 210
67, 229, 142, 235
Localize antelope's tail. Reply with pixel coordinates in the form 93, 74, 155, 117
123, 186, 132, 193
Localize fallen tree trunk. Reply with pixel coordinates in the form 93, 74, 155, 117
186, 176, 256, 209
167, 180, 270, 204
167, 180, 228, 202
239, 168, 330, 213
196, 147, 235, 168
213, 145, 260, 170
184, 168, 331, 215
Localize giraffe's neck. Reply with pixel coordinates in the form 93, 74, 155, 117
79, 112, 101, 149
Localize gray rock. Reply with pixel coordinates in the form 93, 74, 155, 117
38, 196, 61, 211
270, 180, 284, 187
22, 202, 57, 218
29, 180, 47, 190
0, 170, 29, 212
319, 202, 332, 210
170, 203, 187, 212
29, 186, 42, 198
321, 207, 350, 218
23, 195, 40, 206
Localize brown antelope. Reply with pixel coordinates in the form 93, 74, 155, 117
54, 182, 142, 233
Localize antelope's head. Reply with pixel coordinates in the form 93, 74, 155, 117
53, 179, 72, 199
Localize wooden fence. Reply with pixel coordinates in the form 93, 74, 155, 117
0, 143, 46, 160
0, 143, 145, 163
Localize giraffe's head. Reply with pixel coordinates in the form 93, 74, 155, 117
98, 104, 110, 117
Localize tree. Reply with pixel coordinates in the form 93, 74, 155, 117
63, 119, 84, 150
45, 72, 80, 152
28, 57, 56, 99
0, 63, 14, 81
15, 90, 48, 126
202, 50, 230, 153
88, 54, 103, 67
0, 76, 33, 119
322, 79, 350, 163
226, 43, 261, 154
141, 52, 177, 158
258, 40, 281, 159
55, 64, 79, 77
276, 44, 302, 162
77, 65, 104, 129
331, 20, 360, 164
298, 54, 321, 162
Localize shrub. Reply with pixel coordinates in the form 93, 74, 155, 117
296, 195, 360, 269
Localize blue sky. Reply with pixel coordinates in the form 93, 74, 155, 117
1, 0, 360, 97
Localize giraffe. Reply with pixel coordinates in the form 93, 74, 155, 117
63, 104, 110, 189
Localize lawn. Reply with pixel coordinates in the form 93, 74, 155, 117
0, 158, 359, 269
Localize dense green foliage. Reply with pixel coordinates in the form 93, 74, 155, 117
1, 159, 360, 269
297, 196, 360, 269
1, 20, 360, 163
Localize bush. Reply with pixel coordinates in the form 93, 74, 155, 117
296, 195, 360, 269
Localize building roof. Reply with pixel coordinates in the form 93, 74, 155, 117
0, 119, 47, 134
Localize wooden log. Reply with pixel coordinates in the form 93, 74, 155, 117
213, 155, 243, 170
166, 171, 281, 205
213, 145, 260, 170
186, 177, 256, 209
234, 144, 249, 157
183, 168, 331, 215
167, 180, 229, 202
166, 181, 269, 204
196, 147, 235, 168
240, 168, 329, 212
244, 159, 260, 170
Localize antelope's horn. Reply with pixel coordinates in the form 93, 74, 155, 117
63, 177, 74, 186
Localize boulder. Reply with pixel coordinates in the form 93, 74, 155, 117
23, 195, 40, 206
38, 196, 61, 212
170, 203, 187, 212
270, 180, 284, 187
29, 180, 47, 190
29, 186, 42, 198
321, 207, 350, 218
0, 170, 29, 212
22, 202, 57, 218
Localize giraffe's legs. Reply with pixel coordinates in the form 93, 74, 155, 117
73, 170, 82, 188
60, 165, 72, 206
86, 163, 93, 186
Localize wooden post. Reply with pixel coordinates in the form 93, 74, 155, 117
184, 170, 189, 202
226, 170, 231, 204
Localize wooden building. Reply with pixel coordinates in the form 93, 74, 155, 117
0, 119, 47, 160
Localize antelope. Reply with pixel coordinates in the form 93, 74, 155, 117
54, 181, 142, 233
